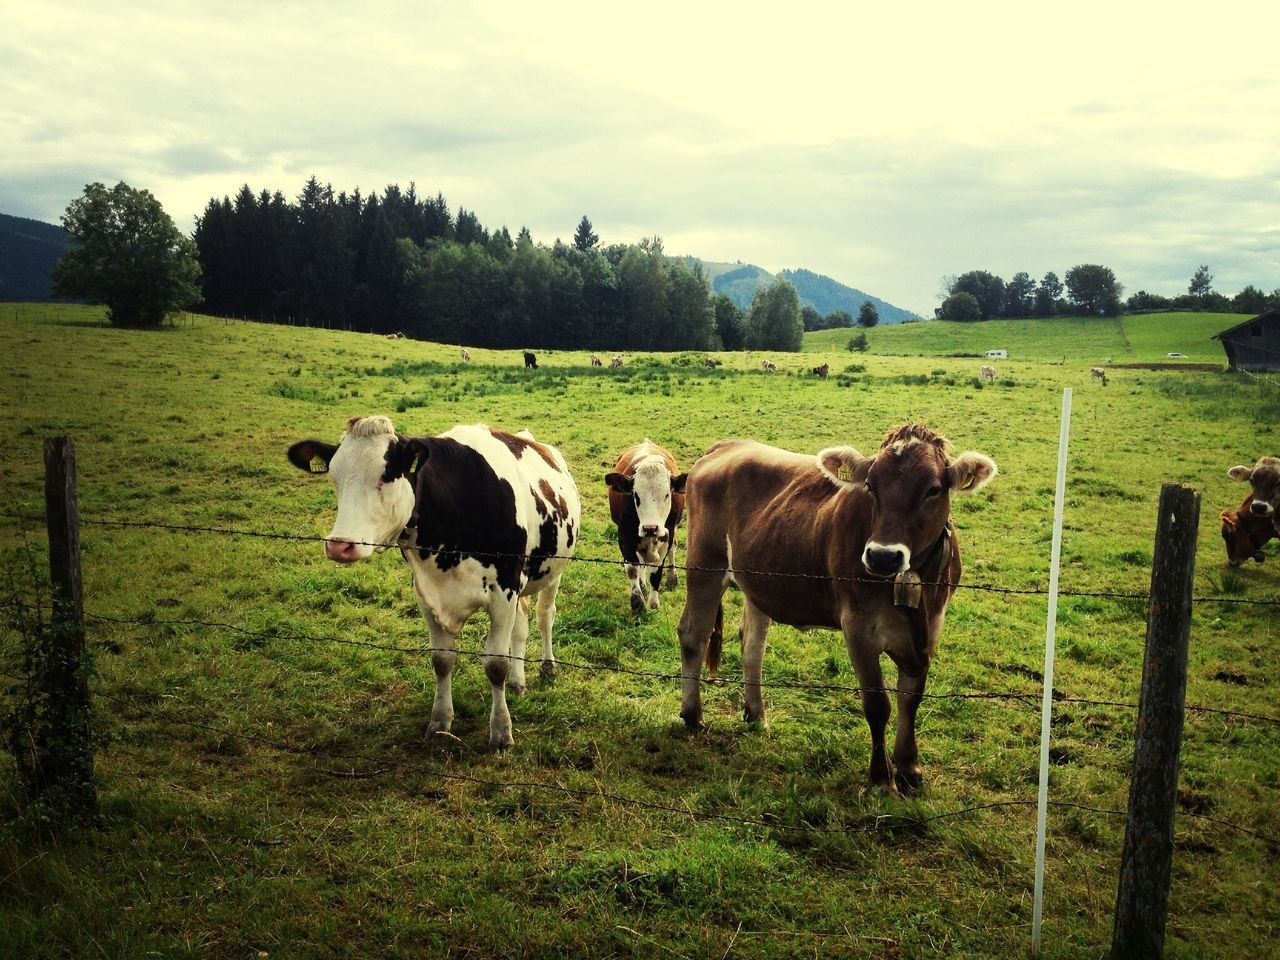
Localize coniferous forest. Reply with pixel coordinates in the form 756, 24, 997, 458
193, 177, 722, 351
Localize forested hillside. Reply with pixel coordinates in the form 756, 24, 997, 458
0, 212, 75, 301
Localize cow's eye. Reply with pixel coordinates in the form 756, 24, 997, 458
633, 493, 640, 506
925, 484, 943, 499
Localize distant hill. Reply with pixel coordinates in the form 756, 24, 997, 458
682, 258, 918, 324
0, 212, 75, 302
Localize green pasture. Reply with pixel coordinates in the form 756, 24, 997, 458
1, 303, 1277, 958
804, 311, 1238, 364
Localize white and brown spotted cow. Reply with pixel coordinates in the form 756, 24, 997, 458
1090, 366, 1108, 385
676, 423, 997, 794
610, 354, 624, 368
590, 354, 603, 367
980, 364, 996, 382
1228, 456, 1280, 536
605, 440, 687, 615
1220, 492, 1276, 566
762, 359, 777, 373
287, 416, 580, 750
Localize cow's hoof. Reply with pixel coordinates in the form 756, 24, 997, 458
427, 716, 454, 735
630, 595, 645, 616
507, 680, 527, 697
895, 769, 925, 795
489, 730, 515, 751
866, 780, 901, 799
743, 706, 766, 725
664, 572, 678, 590
539, 660, 557, 682
647, 594, 661, 611
679, 709, 704, 731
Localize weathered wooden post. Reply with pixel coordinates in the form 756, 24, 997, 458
34, 436, 97, 821
1111, 482, 1198, 959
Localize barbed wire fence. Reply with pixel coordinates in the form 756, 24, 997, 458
3, 442, 1280, 957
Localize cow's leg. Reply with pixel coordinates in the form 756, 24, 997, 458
676, 569, 727, 729
843, 616, 895, 793
534, 576, 560, 681
482, 596, 520, 750
740, 598, 771, 723
625, 562, 647, 616
507, 596, 531, 696
422, 609, 457, 736
647, 562, 663, 610
889, 659, 930, 793
663, 531, 678, 590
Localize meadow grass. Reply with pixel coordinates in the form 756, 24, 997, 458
1, 303, 1276, 958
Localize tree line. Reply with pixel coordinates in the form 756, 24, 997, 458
191, 178, 815, 351
937, 264, 1280, 322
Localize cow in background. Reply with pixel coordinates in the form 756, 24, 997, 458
980, 364, 996, 382
524, 351, 538, 369
675, 423, 997, 794
1090, 367, 1108, 385
590, 354, 603, 367
812, 362, 830, 380
762, 359, 777, 373
1221, 493, 1276, 566
704, 357, 722, 368
1228, 456, 1280, 535
605, 440, 687, 615
287, 416, 580, 750
461, 347, 471, 362
610, 355, 624, 368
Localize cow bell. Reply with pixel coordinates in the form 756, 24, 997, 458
894, 570, 923, 608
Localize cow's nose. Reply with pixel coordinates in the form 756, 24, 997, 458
864, 545, 907, 575
641, 524, 661, 538
1250, 501, 1272, 515
325, 538, 358, 563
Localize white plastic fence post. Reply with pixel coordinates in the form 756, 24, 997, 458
1032, 387, 1072, 956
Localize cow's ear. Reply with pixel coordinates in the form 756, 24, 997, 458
671, 473, 688, 494
817, 447, 870, 487
1228, 465, 1253, 481
287, 440, 337, 474
1220, 510, 1238, 531
605, 472, 634, 493
948, 452, 998, 493
384, 437, 430, 483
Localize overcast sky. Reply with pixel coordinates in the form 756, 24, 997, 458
2, 1, 1277, 316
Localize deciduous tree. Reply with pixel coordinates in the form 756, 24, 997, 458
54, 181, 201, 327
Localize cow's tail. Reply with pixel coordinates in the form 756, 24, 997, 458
706, 602, 724, 674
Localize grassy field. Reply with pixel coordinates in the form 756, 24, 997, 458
1, 303, 1277, 958
805, 312, 1238, 364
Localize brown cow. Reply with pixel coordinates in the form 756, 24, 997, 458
1221, 493, 1276, 566
1228, 456, 1280, 535
606, 440, 687, 614
812, 362, 830, 380
675, 423, 997, 794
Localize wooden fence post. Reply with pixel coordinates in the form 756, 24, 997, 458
1111, 482, 1199, 959
36, 436, 97, 821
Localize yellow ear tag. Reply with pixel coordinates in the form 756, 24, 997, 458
959, 475, 973, 490
837, 463, 853, 483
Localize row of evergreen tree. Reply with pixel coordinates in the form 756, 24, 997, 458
194, 178, 788, 351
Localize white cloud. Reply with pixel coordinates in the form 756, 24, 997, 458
3, 0, 1278, 315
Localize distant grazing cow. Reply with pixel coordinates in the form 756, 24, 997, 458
287, 416, 580, 750
762, 359, 777, 373
1090, 366, 1108, 385
979, 364, 996, 382
461, 347, 471, 362
1228, 456, 1280, 536
605, 440, 687, 615
1221, 493, 1276, 566
386, 332, 405, 340
704, 357, 721, 368
676, 423, 997, 794
610, 355, 624, 368
812, 362, 830, 380
524, 351, 538, 369
590, 354, 602, 367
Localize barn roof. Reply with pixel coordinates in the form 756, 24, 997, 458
1212, 310, 1280, 340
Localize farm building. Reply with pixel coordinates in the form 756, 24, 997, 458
1213, 310, 1280, 372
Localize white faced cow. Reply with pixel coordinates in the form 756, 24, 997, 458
1228, 456, 1280, 535
676, 423, 997, 794
287, 416, 581, 750
605, 440, 687, 615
